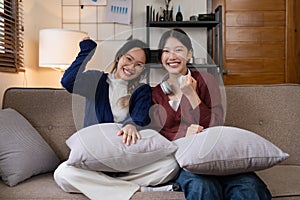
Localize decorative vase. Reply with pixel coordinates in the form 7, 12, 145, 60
164, 8, 173, 21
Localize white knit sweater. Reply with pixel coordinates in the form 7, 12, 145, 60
106, 73, 129, 123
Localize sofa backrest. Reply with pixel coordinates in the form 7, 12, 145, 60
2, 88, 85, 161
224, 84, 300, 165
2, 84, 300, 165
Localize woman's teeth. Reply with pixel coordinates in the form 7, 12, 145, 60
123, 68, 132, 75
169, 63, 178, 67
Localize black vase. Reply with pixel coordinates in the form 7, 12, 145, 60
176, 5, 183, 21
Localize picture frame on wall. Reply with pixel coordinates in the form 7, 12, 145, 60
80, 0, 107, 6
106, 0, 132, 24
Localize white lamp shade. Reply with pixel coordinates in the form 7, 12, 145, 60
39, 29, 87, 70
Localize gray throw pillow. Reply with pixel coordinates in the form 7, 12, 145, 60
66, 123, 177, 172
0, 108, 60, 186
174, 126, 289, 175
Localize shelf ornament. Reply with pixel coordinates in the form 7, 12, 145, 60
160, 0, 172, 21
164, 0, 171, 13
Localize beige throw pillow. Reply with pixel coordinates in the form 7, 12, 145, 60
173, 126, 289, 175
66, 123, 177, 172
0, 108, 60, 186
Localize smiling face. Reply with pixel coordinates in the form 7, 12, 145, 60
161, 37, 193, 76
114, 47, 146, 81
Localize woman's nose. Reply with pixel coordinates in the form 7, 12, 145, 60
127, 62, 136, 70
169, 51, 176, 59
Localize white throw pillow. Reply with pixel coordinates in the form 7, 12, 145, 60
66, 123, 177, 172
0, 108, 60, 186
173, 126, 289, 175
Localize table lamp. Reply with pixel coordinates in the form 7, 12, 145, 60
39, 29, 87, 71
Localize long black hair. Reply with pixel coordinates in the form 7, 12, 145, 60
110, 39, 150, 108
111, 39, 150, 87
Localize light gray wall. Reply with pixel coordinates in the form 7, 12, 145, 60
0, 0, 208, 107
132, 0, 208, 85
87, 0, 209, 85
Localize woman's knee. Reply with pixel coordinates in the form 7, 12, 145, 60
53, 162, 65, 184
53, 162, 79, 193
160, 156, 180, 182
177, 170, 219, 189
162, 156, 180, 178
176, 170, 222, 199
223, 173, 271, 200
156, 155, 180, 175
229, 172, 269, 190
148, 155, 180, 184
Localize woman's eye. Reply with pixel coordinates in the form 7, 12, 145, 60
126, 56, 132, 62
175, 48, 183, 53
162, 49, 169, 53
137, 63, 145, 68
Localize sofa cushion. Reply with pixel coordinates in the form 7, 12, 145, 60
173, 126, 289, 175
0, 173, 185, 200
66, 123, 177, 172
257, 165, 300, 198
0, 108, 60, 186
0, 173, 87, 199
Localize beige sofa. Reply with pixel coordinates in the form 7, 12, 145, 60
0, 84, 299, 200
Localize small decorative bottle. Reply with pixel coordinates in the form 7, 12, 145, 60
159, 7, 165, 21
176, 5, 183, 21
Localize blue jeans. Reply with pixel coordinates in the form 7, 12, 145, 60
175, 169, 271, 200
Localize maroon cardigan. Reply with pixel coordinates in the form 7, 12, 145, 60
150, 70, 224, 141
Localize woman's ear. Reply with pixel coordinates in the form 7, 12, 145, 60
187, 49, 193, 61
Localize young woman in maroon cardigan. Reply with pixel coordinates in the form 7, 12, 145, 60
150, 28, 272, 200
150, 29, 224, 141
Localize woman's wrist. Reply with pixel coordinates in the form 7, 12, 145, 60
186, 91, 201, 109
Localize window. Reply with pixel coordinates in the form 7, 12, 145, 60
0, 0, 24, 72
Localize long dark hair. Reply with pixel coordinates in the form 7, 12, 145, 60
157, 28, 193, 63
110, 39, 150, 108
